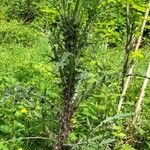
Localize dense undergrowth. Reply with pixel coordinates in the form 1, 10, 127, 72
0, 0, 150, 149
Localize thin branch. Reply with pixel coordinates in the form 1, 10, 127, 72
0, 137, 52, 144
133, 60, 150, 123
117, 0, 150, 114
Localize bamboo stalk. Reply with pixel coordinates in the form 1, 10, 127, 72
117, 0, 150, 114
133, 60, 150, 123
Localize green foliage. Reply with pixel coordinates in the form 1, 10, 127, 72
0, 20, 38, 46
0, 0, 150, 149
0, 84, 58, 149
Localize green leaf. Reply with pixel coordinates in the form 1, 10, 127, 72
121, 144, 135, 150
0, 125, 11, 134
